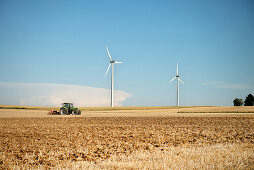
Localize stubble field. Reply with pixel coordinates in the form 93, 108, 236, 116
0, 106, 253, 169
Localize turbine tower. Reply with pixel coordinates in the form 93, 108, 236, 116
169, 63, 184, 106
105, 46, 122, 107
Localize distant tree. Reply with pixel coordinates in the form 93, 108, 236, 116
244, 94, 254, 106
233, 98, 243, 106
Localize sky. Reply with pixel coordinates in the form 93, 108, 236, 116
0, 0, 254, 107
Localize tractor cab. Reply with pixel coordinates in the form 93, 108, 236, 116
61, 103, 74, 109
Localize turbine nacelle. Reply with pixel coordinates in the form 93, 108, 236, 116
110, 60, 122, 64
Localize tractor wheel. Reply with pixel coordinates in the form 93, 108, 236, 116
78, 110, 81, 115
72, 110, 76, 115
60, 108, 68, 115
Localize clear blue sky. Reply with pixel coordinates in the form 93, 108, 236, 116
0, 0, 254, 106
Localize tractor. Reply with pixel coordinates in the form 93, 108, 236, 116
60, 103, 81, 115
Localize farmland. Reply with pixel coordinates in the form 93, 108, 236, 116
0, 106, 253, 169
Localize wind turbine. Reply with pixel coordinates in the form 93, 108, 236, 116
169, 63, 184, 106
105, 46, 123, 107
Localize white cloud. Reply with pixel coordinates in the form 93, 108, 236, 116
0, 82, 131, 107
202, 81, 253, 90
216, 84, 253, 90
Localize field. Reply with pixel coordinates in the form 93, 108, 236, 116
0, 106, 253, 169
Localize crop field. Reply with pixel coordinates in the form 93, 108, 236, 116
0, 106, 253, 169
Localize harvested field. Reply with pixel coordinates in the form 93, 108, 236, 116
1, 105, 254, 113
0, 106, 254, 118
0, 107, 254, 169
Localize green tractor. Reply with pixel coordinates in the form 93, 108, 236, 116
60, 103, 81, 115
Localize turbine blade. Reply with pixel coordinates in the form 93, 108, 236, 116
115, 61, 123, 64
179, 78, 184, 84
176, 62, 178, 76
105, 64, 111, 77
106, 46, 112, 61
169, 77, 176, 84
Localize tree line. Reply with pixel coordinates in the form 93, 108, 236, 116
234, 94, 254, 106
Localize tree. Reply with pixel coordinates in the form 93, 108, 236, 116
233, 98, 243, 106
244, 94, 254, 106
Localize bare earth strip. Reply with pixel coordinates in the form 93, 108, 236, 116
0, 107, 253, 169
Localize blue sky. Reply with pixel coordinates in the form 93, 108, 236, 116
0, 0, 254, 106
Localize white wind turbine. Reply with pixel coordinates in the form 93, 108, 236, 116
105, 46, 123, 107
169, 63, 184, 106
